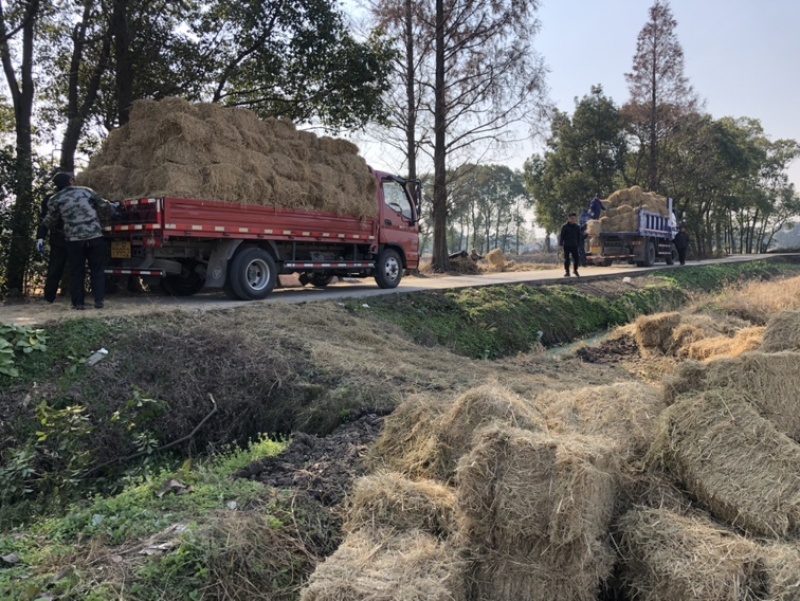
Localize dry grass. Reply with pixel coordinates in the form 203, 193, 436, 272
761, 310, 800, 352
713, 274, 800, 324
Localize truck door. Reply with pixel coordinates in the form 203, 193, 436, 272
379, 177, 420, 269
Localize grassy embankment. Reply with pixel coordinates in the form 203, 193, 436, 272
0, 257, 798, 600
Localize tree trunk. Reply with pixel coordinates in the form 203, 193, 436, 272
430, 0, 448, 271
113, 0, 133, 125
404, 0, 417, 185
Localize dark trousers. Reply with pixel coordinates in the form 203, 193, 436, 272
563, 246, 580, 273
677, 247, 688, 265
44, 240, 68, 302
67, 237, 107, 307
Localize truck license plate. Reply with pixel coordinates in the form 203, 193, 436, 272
110, 241, 131, 259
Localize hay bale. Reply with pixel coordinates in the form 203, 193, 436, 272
586, 219, 602, 236
649, 391, 800, 537
464, 539, 614, 601
300, 529, 464, 601
617, 507, 766, 601
485, 248, 505, 267
456, 424, 616, 549
634, 312, 682, 354
762, 310, 800, 352
345, 472, 457, 538
680, 326, 764, 361
432, 384, 547, 481
662, 351, 800, 441
80, 97, 376, 216
537, 382, 665, 461
761, 543, 800, 600
367, 395, 446, 478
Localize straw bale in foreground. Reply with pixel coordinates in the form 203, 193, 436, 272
634, 312, 682, 355
761, 310, 800, 352
485, 248, 505, 267
464, 539, 614, 601
761, 542, 800, 600
617, 507, 765, 601
367, 394, 446, 478
649, 392, 800, 537
345, 472, 456, 538
662, 351, 800, 441
300, 529, 464, 601
432, 384, 547, 481
537, 382, 665, 461
456, 424, 616, 549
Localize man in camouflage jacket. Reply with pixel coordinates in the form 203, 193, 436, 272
40, 172, 117, 310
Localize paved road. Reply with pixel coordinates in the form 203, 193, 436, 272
0, 253, 787, 327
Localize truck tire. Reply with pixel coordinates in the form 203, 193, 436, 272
375, 249, 403, 289
227, 247, 277, 300
161, 260, 206, 296
666, 246, 677, 265
643, 239, 656, 267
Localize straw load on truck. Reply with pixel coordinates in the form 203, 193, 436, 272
586, 185, 671, 239
78, 97, 377, 218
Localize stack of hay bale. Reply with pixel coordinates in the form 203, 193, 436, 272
78, 97, 377, 218
586, 186, 670, 241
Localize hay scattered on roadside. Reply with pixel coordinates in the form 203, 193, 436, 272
634, 312, 682, 354
78, 97, 376, 217
616, 507, 766, 601
345, 472, 456, 538
300, 529, 464, 601
679, 326, 764, 361
649, 391, 800, 537
662, 351, 800, 440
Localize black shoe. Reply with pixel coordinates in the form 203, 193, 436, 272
72, 304, 85, 310
564, 272, 570, 277
574, 271, 580, 277
94, 301, 104, 309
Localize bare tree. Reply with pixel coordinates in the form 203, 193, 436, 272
624, 0, 698, 193
371, 0, 547, 270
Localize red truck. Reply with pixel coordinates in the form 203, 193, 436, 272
103, 168, 421, 300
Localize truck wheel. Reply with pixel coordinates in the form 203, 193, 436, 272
161, 260, 205, 296
643, 239, 656, 267
666, 246, 677, 265
310, 273, 335, 288
375, 249, 403, 289
227, 247, 277, 300
601, 259, 613, 267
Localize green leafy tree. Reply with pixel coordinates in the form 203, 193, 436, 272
523, 86, 627, 242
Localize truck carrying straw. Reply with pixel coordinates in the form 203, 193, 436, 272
584, 186, 677, 267
80, 97, 421, 300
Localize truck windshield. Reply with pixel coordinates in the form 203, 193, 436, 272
383, 180, 414, 220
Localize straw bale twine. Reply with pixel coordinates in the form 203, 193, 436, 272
680, 326, 764, 362
537, 382, 666, 461
345, 472, 457, 538
587, 219, 602, 236
617, 507, 765, 601
634, 312, 682, 355
464, 539, 614, 601
761, 310, 800, 352
662, 351, 800, 441
456, 424, 616, 549
432, 384, 547, 481
79, 97, 376, 215
649, 391, 800, 537
300, 529, 464, 601
367, 395, 446, 479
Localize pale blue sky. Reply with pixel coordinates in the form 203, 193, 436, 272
350, 0, 800, 188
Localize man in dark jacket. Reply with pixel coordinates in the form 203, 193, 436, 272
36, 189, 68, 303
674, 225, 690, 265
40, 172, 117, 310
559, 212, 582, 277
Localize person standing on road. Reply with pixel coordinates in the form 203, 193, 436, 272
559, 212, 582, 277
40, 172, 117, 310
674, 225, 690, 266
36, 188, 68, 303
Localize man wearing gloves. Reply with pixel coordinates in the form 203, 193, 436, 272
39, 172, 117, 310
